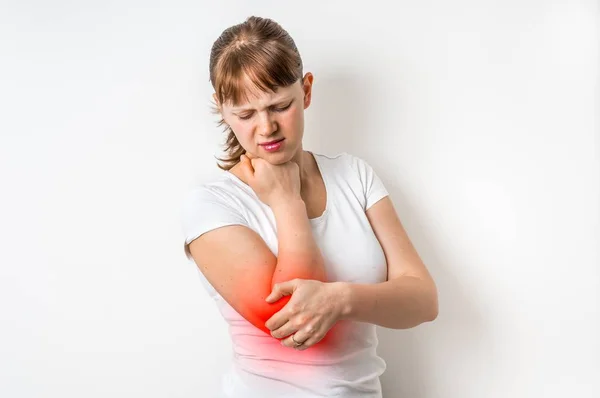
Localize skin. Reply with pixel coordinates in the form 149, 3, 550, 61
189, 72, 438, 351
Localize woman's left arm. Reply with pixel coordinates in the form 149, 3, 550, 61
264, 196, 438, 348
339, 196, 438, 329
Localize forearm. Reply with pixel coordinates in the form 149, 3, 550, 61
271, 198, 326, 285
339, 276, 438, 329
242, 199, 325, 334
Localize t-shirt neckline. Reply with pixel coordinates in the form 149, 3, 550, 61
222, 151, 330, 224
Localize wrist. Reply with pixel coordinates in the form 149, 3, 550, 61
334, 282, 354, 320
270, 197, 305, 214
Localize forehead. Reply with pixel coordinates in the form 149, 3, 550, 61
224, 79, 298, 111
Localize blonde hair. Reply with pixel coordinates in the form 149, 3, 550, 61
209, 16, 304, 170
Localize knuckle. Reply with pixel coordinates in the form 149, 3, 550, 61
292, 318, 305, 329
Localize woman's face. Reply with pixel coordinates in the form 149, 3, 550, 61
217, 73, 313, 165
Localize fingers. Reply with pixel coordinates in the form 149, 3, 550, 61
239, 154, 253, 169
243, 152, 260, 169
281, 325, 322, 350
269, 320, 297, 340
265, 280, 297, 303
238, 154, 254, 180
265, 307, 290, 331
293, 333, 324, 351
280, 333, 304, 349
240, 153, 263, 178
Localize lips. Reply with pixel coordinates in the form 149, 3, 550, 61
259, 138, 284, 146
259, 138, 285, 153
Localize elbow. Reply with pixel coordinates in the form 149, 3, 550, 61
425, 298, 439, 322
423, 284, 439, 322
410, 278, 438, 326
393, 283, 438, 329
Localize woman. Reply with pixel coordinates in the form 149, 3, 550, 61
182, 16, 438, 398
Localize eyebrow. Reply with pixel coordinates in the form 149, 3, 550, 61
231, 97, 293, 112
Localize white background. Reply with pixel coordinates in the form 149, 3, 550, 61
1, 1, 598, 397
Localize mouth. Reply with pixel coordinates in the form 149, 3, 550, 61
259, 138, 285, 146
259, 138, 285, 152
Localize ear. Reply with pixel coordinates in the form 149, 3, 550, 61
302, 72, 314, 109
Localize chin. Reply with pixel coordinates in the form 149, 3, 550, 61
263, 153, 291, 165
256, 146, 297, 164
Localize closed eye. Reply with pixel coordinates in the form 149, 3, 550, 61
272, 101, 293, 113
236, 100, 293, 120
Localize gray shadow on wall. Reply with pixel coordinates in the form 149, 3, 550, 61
305, 68, 487, 398
302, 70, 366, 154
373, 203, 489, 398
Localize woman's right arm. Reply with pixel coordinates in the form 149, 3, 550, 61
188, 197, 325, 335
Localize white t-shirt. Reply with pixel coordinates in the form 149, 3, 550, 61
181, 152, 390, 398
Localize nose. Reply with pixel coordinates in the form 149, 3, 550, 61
257, 112, 277, 137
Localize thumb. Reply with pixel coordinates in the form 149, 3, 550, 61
250, 157, 261, 170
265, 280, 298, 303
238, 154, 254, 180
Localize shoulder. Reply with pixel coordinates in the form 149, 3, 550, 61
312, 151, 380, 182
182, 172, 251, 212
312, 151, 371, 173
313, 151, 388, 211
180, 173, 254, 257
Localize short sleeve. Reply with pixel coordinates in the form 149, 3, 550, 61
348, 153, 389, 210
180, 185, 248, 259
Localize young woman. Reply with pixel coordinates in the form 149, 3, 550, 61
182, 15, 438, 398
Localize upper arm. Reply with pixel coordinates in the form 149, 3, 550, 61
181, 186, 289, 334
348, 153, 432, 282
187, 225, 289, 334
366, 196, 434, 282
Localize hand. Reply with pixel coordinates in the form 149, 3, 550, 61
265, 279, 347, 350
238, 153, 301, 208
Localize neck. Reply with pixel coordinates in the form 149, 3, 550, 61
291, 149, 314, 186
